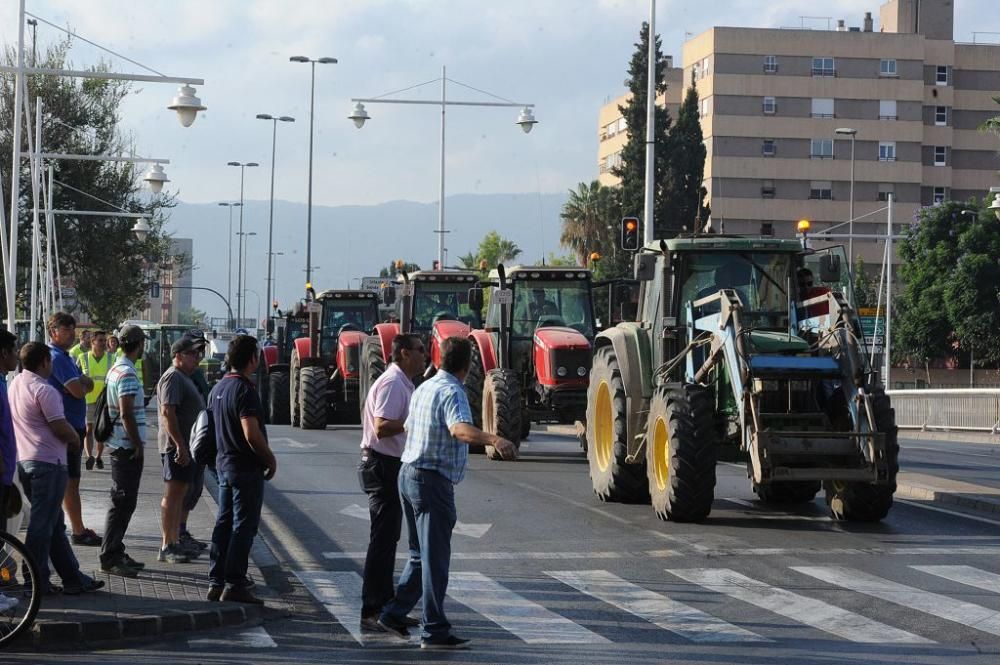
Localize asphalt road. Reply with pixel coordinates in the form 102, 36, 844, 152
9, 425, 1000, 665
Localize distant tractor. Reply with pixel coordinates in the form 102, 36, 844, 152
289, 289, 381, 429
359, 269, 482, 410
466, 265, 596, 458
262, 308, 310, 425
587, 230, 897, 523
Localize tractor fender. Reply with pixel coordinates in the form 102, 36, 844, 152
293, 336, 312, 362
533, 327, 591, 387
469, 329, 497, 374
371, 322, 401, 364
594, 323, 653, 457
430, 320, 471, 369
262, 345, 279, 369
336, 330, 368, 379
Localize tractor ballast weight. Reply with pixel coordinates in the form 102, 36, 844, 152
586, 236, 897, 523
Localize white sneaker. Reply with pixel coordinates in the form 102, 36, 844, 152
0, 593, 19, 612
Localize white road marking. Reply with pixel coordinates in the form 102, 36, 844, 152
793, 566, 1000, 638
270, 437, 317, 448
547, 569, 767, 643
669, 568, 930, 644
447, 571, 609, 644
321, 550, 677, 560
913, 565, 1000, 594
896, 498, 1000, 528
339, 503, 492, 538
188, 626, 277, 649
294, 571, 366, 645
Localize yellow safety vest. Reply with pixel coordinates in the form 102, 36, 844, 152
79, 351, 113, 405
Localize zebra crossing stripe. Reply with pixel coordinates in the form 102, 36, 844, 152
547, 569, 768, 643
795, 566, 1000, 637
669, 568, 930, 644
188, 626, 277, 649
447, 572, 610, 644
294, 571, 366, 645
913, 565, 1000, 594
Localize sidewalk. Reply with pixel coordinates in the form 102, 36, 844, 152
9, 417, 282, 649
896, 471, 1000, 515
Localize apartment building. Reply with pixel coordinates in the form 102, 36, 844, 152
597, 56, 683, 186
598, 0, 1000, 261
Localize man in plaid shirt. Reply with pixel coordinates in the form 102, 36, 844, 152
377, 336, 515, 650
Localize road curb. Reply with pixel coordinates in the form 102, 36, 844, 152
896, 482, 1000, 515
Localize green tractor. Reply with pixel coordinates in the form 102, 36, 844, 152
586, 231, 897, 523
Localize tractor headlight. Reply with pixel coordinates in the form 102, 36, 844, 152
577, 366, 587, 377
556, 366, 568, 377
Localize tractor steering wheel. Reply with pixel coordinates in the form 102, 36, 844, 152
432, 310, 457, 323
337, 323, 361, 335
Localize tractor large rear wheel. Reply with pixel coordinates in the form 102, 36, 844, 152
299, 366, 329, 430
358, 335, 385, 419
268, 371, 291, 426
586, 346, 648, 503
290, 352, 302, 427
482, 369, 521, 460
645, 384, 716, 522
464, 342, 486, 453
824, 388, 899, 522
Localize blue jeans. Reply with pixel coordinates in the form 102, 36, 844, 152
18, 461, 90, 589
380, 464, 456, 641
209, 467, 264, 588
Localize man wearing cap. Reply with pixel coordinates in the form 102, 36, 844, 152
98, 324, 149, 577
156, 331, 207, 563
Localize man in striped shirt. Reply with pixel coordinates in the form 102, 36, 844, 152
378, 336, 515, 650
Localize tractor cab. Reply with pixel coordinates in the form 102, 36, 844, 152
315, 290, 380, 361
386, 270, 482, 333
485, 267, 596, 341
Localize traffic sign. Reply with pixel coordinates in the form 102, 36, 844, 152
859, 315, 884, 337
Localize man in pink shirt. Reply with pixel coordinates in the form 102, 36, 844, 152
358, 333, 425, 632
11, 342, 104, 595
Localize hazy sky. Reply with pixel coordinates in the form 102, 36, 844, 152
1, 0, 995, 211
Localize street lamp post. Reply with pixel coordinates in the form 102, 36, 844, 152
227, 161, 259, 324
290, 55, 337, 290
237, 230, 257, 324
244, 288, 262, 332
348, 67, 536, 268
836, 127, 858, 265
269, 250, 285, 316
256, 114, 295, 334
217, 202, 241, 328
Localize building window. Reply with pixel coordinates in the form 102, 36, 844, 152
936, 65, 949, 85
812, 57, 835, 77
760, 222, 774, 236
763, 96, 776, 114
764, 55, 777, 73
933, 186, 947, 204
618, 117, 627, 133
701, 57, 711, 77
810, 138, 834, 159
877, 183, 895, 201
762, 139, 776, 156
878, 141, 897, 161
761, 179, 776, 198
811, 98, 834, 118
880, 59, 898, 77
700, 97, 711, 117
810, 181, 833, 200
934, 146, 947, 166
935, 106, 948, 126
879, 99, 897, 120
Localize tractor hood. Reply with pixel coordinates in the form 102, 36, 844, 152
430, 320, 472, 370
533, 326, 591, 351
336, 330, 368, 378
533, 327, 591, 387
746, 330, 811, 354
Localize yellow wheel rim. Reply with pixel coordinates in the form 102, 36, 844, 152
652, 415, 670, 491
594, 381, 612, 472
484, 391, 496, 435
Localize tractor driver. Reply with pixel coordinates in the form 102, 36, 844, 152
797, 268, 831, 318
528, 289, 558, 320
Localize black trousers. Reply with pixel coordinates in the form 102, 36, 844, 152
358, 450, 403, 619
100, 449, 144, 566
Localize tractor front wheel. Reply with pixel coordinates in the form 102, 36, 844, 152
268, 371, 291, 426
482, 369, 521, 460
464, 342, 486, 453
290, 352, 302, 427
299, 366, 329, 430
359, 335, 385, 419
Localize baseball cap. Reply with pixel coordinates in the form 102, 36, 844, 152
118, 324, 147, 345
171, 331, 208, 355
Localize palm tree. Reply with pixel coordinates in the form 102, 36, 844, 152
560, 180, 617, 265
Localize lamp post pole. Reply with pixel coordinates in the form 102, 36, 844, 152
643, 0, 656, 245
217, 202, 241, 328
256, 114, 295, 334
227, 162, 258, 324
836, 127, 858, 266
237, 231, 257, 325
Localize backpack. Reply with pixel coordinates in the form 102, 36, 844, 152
189, 408, 217, 467
93, 386, 118, 443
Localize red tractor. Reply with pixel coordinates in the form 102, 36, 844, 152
261, 308, 310, 425
466, 265, 596, 458
359, 269, 482, 409
289, 289, 381, 429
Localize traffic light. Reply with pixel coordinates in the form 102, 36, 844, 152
621, 217, 640, 251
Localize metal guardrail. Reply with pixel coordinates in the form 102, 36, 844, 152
886, 389, 1000, 433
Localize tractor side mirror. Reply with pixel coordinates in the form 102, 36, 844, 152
634, 253, 656, 281
467, 287, 484, 312
381, 286, 396, 306
819, 254, 842, 282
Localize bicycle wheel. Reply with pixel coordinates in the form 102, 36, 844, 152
0, 532, 40, 647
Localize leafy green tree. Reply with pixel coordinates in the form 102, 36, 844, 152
542, 253, 579, 267
458, 230, 522, 278
664, 75, 710, 231
559, 180, 619, 265
0, 39, 175, 328
852, 257, 879, 309
378, 260, 420, 277
612, 22, 675, 239
178, 307, 208, 327
979, 95, 1000, 135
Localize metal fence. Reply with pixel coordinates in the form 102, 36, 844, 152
886, 389, 1000, 433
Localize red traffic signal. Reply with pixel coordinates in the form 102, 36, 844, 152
621, 217, 640, 251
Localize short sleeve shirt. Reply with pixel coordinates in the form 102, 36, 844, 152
49, 344, 86, 430
156, 366, 206, 454
78, 351, 113, 405
212, 373, 267, 474
106, 356, 146, 450
0, 375, 17, 485
9, 370, 69, 466
401, 370, 474, 484
361, 363, 415, 458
